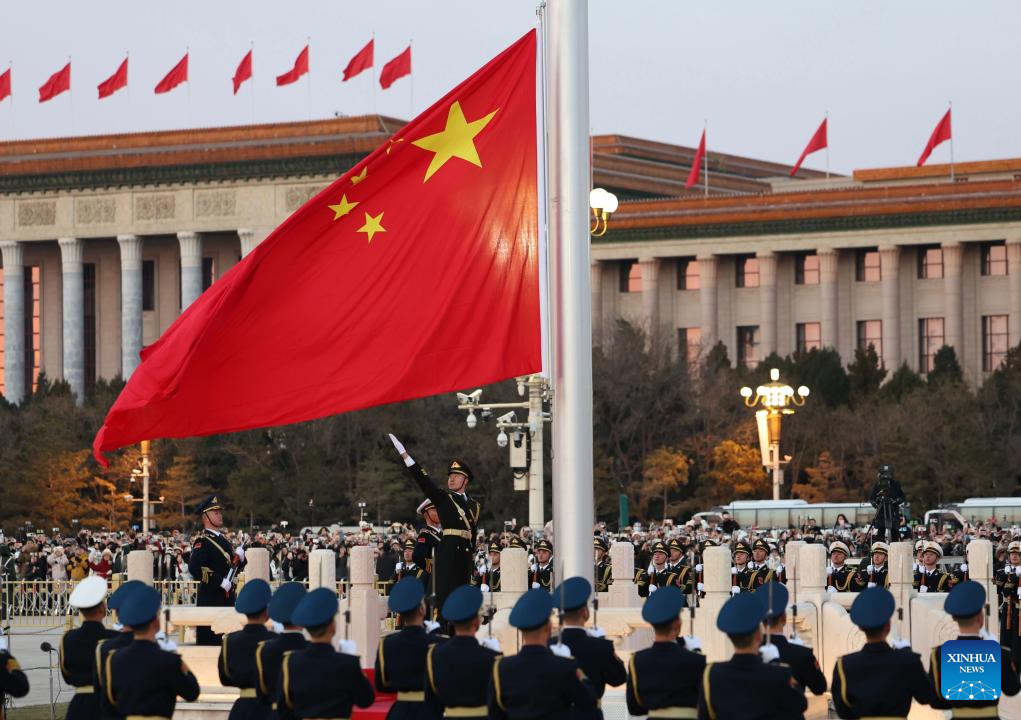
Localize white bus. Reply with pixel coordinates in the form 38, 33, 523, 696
924, 497, 1021, 528
694, 499, 911, 530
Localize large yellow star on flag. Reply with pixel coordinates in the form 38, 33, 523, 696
328, 195, 359, 220
411, 101, 499, 182
356, 211, 386, 243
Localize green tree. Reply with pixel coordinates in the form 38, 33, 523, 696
847, 345, 887, 400
882, 363, 924, 401
928, 345, 964, 386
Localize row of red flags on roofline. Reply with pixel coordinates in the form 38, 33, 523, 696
0, 39, 409, 104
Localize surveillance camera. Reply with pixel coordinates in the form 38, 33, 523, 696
516, 378, 527, 397
480, 409, 493, 423
468, 389, 482, 402
466, 410, 478, 429
497, 430, 508, 448
496, 411, 517, 424
456, 392, 470, 404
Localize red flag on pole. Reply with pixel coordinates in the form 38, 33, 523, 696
233, 50, 253, 94
276, 46, 309, 86
790, 118, 827, 176
917, 109, 952, 166
92, 30, 540, 464
39, 62, 71, 102
97, 58, 128, 99
379, 46, 411, 89
685, 129, 706, 189
343, 39, 374, 82
155, 53, 188, 94
0, 68, 10, 103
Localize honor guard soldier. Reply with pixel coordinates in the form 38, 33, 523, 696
274, 588, 375, 720
107, 585, 200, 718
254, 582, 308, 709
731, 541, 756, 594
487, 589, 595, 719
755, 582, 827, 698
830, 587, 934, 718
698, 592, 807, 720
61, 576, 118, 720
375, 577, 444, 718
913, 539, 927, 589
425, 584, 501, 719
392, 539, 425, 588
531, 539, 555, 591
918, 541, 952, 593
413, 499, 442, 590
826, 542, 863, 593
668, 539, 695, 597
475, 542, 502, 592
554, 577, 627, 719
645, 542, 679, 595
390, 434, 481, 612
995, 541, 1021, 650
218, 579, 276, 720
627, 585, 705, 718
594, 537, 613, 593
0, 636, 29, 719
858, 542, 891, 589
94, 580, 145, 720
188, 494, 247, 646
750, 539, 784, 587
929, 581, 1020, 719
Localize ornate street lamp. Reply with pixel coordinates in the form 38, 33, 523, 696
740, 368, 810, 500
589, 188, 618, 237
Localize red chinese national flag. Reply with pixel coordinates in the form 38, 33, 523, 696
39, 62, 71, 102
155, 53, 188, 94
233, 50, 252, 94
98, 58, 128, 99
685, 129, 706, 189
343, 39, 373, 82
380, 46, 411, 89
790, 117, 827, 176
0, 69, 10, 103
93, 30, 540, 464
917, 108, 952, 166
276, 46, 309, 86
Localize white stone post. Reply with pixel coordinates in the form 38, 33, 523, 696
784, 540, 805, 606
127, 550, 155, 585
698, 254, 718, 351
879, 245, 901, 370
0, 241, 25, 404
698, 546, 733, 660
500, 547, 528, 594
58, 237, 85, 403
607, 542, 639, 608
943, 243, 964, 357
639, 257, 661, 339
1008, 239, 1021, 347
888, 541, 914, 642
344, 546, 381, 668
245, 548, 270, 583
177, 231, 203, 310
818, 249, 839, 350
758, 251, 777, 358
966, 539, 997, 639
309, 549, 337, 590
117, 234, 143, 379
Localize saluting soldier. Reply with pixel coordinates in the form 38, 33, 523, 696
474, 542, 502, 592
274, 588, 375, 720
755, 582, 827, 699
917, 541, 953, 594
928, 580, 1020, 719
254, 582, 308, 710
425, 584, 501, 720
627, 585, 705, 718
826, 542, 863, 593
731, 540, 756, 594
188, 494, 247, 646
594, 537, 613, 593
106, 585, 200, 718
218, 579, 275, 720
392, 539, 425, 589
531, 539, 555, 591
554, 577, 627, 719
487, 589, 595, 719
830, 587, 934, 718
94, 580, 146, 720
60, 576, 118, 720
413, 499, 442, 590
390, 434, 481, 613
375, 577, 444, 718
698, 592, 808, 720
995, 541, 1021, 652
0, 636, 30, 718
858, 541, 891, 589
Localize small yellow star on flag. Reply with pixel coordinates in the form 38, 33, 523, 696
357, 211, 386, 243
412, 100, 499, 182
386, 138, 405, 155
328, 195, 359, 220
351, 167, 368, 185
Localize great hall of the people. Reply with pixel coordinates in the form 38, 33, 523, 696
2, 114, 1020, 404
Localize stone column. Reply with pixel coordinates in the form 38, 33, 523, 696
639, 257, 661, 339
818, 249, 839, 349
117, 235, 143, 379
127, 550, 155, 585
58, 237, 85, 404
309, 548, 337, 590
783, 541, 805, 606
245, 547, 270, 583
177, 231, 203, 310
888, 542, 914, 643
607, 542, 640, 608
758, 251, 777, 358
591, 261, 603, 346
238, 227, 271, 258
698, 254, 719, 350
698, 546, 733, 661
0, 241, 25, 405
343, 545, 381, 668
943, 243, 964, 355
1008, 239, 1021, 347
879, 245, 901, 370
500, 547, 528, 593
966, 539, 996, 639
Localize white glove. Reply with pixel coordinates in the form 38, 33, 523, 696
868, 582, 877, 589
867, 565, 874, 573
235, 546, 246, 562
112, 622, 124, 632
695, 564, 703, 573
979, 627, 996, 642
530, 564, 538, 572
788, 634, 805, 646
1015, 566, 1021, 576
759, 642, 780, 663
826, 586, 837, 593
731, 567, 737, 575
532, 582, 541, 589
696, 582, 705, 593
0, 635, 7, 652
479, 636, 501, 652
220, 578, 233, 591
890, 637, 911, 649
960, 563, 968, 573
480, 583, 490, 592
270, 620, 284, 633
586, 627, 606, 639
155, 631, 178, 652
1016, 587, 1021, 599
682, 635, 702, 652
730, 586, 741, 596
337, 639, 358, 656
424, 620, 440, 633
395, 562, 403, 571
919, 585, 928, 593
388, 434, 415, 466
649, 585, 658, 594
550, 643, 572, 658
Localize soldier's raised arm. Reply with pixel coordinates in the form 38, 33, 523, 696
389, 433, 443, 503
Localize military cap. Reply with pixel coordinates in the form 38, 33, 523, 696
235, 578, 272, 615
733, 541, 752, 556
849, 586, 895, 630
535, 538, 553, 554
752, 538, 771, 554
108, 579, 146, 612
508, 536, 527, 550
1009, 540, 1021, 553
269, 582, 308, 625
416, 499, 435, 515
447, 459, 473, 482
870, 541, 889, 556
923, 541, 943, 559
641, 585, 683, 626
442, 584, 484, 623
594, 537, 609, 553
509, 588, 553, 631
118, 585, 161, 628
702, 539, 719, 549
389, 577, 425, 614
488, 542, 502, 554
651, 541, 668, 557
944, 580, 985, 619
829, 541, 850, 558
68, 575, 107, 610
668, 538, 684, 553
553, 577, 592, 612
402, 538, 416, 550
292, 587, 339, 630
914, 540, 926, 551
754, 581, 789, 621
717, 592, 766, 636
196, 494, 224, 515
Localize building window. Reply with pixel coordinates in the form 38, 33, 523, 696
677, 258, 700, 290
917, 317, 945, 374
795, 252, 820, 285
737, 326, 759, 369
983, 315, 1009, 371
142, 260, 156, 312
202, 257, 215, 291
917, 246, 944, 279
678, 327, 701, 367
981, 242, 1007, 276
855, 249, 881, 282
856, 320, 883, 360
796, 322, 822, 353
619, 261, 642, 293
84, 263, 97, 392
736, 255, 759, 288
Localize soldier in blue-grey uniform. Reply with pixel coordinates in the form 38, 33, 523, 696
487, 588, 595, 719
0, 636, 29, 716
830, 586, 934, 718
254, 582, 308, 710
94, 579, 146, 720
273, 587, 375, 720
626, 585, 706, 718
218, 579, 276, 720
60, 576, 118, 720
754, 581, 826, 698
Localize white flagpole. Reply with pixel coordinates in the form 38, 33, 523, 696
306, 38, 312, 122
250, 41, 255, 126
547, 0, 594, 584
68, 55, 74, 135
949, 100, 955, 183
703, 120, 708, 198
825, 110, 830, 180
